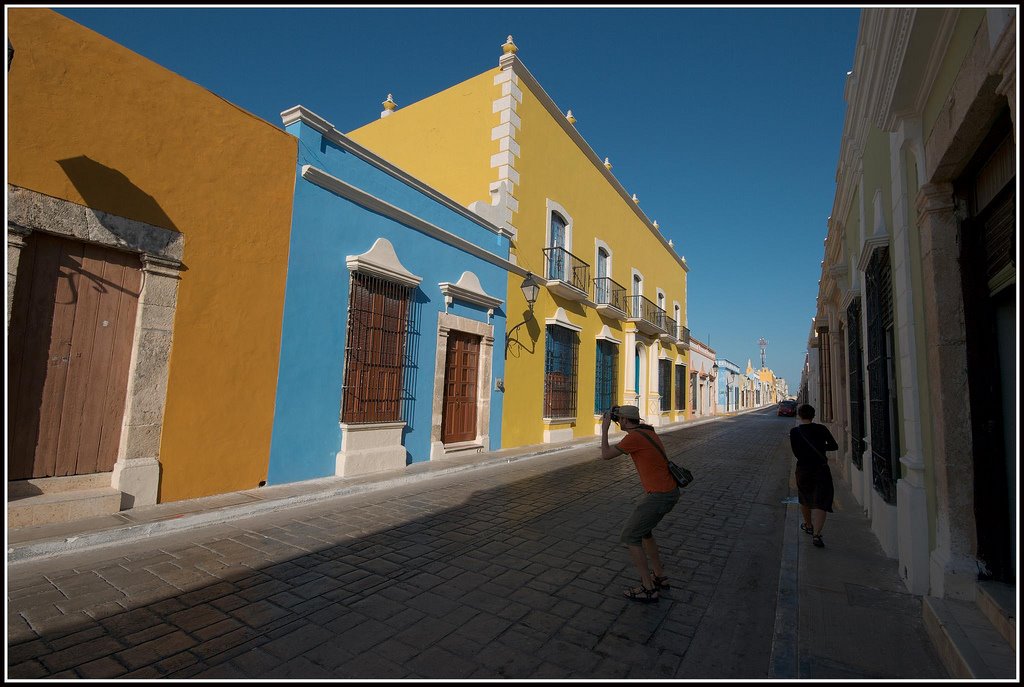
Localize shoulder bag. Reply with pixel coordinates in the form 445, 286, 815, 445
634, 429, 694, 488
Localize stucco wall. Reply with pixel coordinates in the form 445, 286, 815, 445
266, 120, 509, 483
7, 9, 298, 501
345, 55, 690, 447
345, 70, 500, 209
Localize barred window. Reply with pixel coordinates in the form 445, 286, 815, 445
847, 298, 866, 469
594, 340, 618, 414
866, 246, 899, 503
341, 272, 412, 424
659, 359, 672, 411
544, 325, 579, 418
674, 364, 686, 410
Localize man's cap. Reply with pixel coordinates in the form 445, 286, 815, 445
616, 404, 641, 421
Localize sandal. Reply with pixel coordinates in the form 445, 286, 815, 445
812, 535, 825, 548
800, 523, 814, 535
650, 572, 670, 590
623, 584, 659, 603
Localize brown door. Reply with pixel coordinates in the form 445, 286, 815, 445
441, 331, 480, 444
8, 233, 142, 480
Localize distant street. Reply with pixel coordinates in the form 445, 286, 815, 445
7, 411, 812, 678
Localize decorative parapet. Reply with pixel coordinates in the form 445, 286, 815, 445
439, 271, 503, 310
346, 237, 422, 288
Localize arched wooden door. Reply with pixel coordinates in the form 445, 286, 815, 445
8, 232, 142, 480
441, 331, 480, 444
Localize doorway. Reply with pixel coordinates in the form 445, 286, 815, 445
441, 330, 481, 444
8, 232, 142, 480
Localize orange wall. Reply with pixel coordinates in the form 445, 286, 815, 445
8, 9, 298, 501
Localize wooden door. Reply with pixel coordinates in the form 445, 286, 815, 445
8, 233, 142, 479
441, 331, 480, 444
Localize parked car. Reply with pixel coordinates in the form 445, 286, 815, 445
778, 399, 798, 417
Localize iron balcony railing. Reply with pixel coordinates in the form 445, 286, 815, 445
593, 276, 628, 314
676, 324, 690, 345
544, 246, 590, 296
659, 312, 677, 339
630, 294, 664, 331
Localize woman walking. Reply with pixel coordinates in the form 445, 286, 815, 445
790, 403, 838, 548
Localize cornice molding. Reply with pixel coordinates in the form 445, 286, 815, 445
840, 285, 862, 312
282, 105, 514, 241
915, 181, 956, 219
857, 232, 890, 272
596, 324, 622, 344
302, 165, 524, 278
545, 306, 582, 332
506, 57, 689, 273
874, 8, 916, 130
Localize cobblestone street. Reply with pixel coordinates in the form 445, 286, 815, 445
8, 414, 795, 679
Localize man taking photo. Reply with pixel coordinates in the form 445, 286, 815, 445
600, 404, 680, 603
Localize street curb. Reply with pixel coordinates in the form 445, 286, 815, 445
7, 409, 762, 565
6, 444, 582, 565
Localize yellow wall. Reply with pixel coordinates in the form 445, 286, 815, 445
7, 9, 298, 501
346, 70, 500, 208
509, 73, 690, 445
346, 60, 690, 447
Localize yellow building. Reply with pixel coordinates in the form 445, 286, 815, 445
346, 37, 692, 447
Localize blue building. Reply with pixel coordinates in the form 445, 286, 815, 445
715, 358, 742, 412
266, 105, 515, 484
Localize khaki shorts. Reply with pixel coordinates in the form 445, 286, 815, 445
620, 490, 679, 545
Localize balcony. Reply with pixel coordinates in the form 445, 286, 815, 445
628, 294, 665, 336
593, 276, 628, 319
676, 324, 690, 346
543, 247, 590, 301
658, 312, 678, 342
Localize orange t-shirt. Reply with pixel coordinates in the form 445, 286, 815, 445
617, 428, 678, 493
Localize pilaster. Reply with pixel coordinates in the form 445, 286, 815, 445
112, 254, 183, 507
916, 181, 978, 599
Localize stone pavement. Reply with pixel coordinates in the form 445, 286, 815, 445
7, 409, 950, 679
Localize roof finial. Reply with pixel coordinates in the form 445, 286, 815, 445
653, 220, 659, 230
603, 157, 612, 170
380, 93, 397, 118
632, 193, 639, 204
565, 109, 576, 125
502, 35, 518, 55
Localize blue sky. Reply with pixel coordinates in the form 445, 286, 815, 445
51, 5, 861, 391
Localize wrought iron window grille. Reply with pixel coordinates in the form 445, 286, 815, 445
341, 272, 416, 425
544, 324, 579, 419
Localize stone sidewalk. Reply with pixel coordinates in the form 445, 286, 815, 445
7, 410, 951, 679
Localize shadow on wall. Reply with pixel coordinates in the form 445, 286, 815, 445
401, 289, 427, 465
56, 155, 181, 249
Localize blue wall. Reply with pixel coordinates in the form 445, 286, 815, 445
266, 119, 509, 485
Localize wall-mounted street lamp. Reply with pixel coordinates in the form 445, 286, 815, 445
504, 272, 541, 359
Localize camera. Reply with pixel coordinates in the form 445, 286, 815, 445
609, 405, 620, 422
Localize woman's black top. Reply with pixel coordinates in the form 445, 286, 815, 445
790, 423, 839, 468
